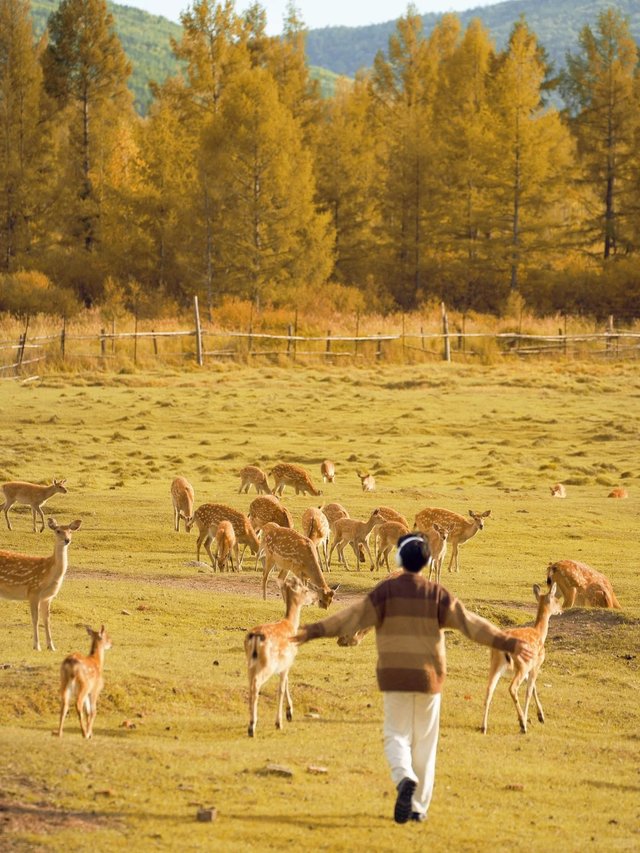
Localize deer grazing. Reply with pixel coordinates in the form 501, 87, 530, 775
214, 521, 236, 572
57, 625, 112, 738
0, 517, 81, 650
375, 520, 410, 572
260, 522, 337, 609
301, 506, 331, 571
1, 479, 68, 532
185, 504, 259, 570
550, 483, 566, 498
269, 463, 322, 497
608, 487, 628, 499
170, 476, 194, 532
357, 471, 376, 492
245, 576, 317, 737
481, 583, 562, 734
237, 465, 273, 495
546, 560, 621, 609
320, 460, 336, 483
248, 495, 294, 533
329, 508, 385, 571
413, 507, 491, 574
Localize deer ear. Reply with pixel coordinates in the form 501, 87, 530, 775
533, 583, 542, 600
69, 519, 82, 530
549, 582, 557, 598
48, 517, 57, 529
85, 625, 94, 637
482, 510, 492, 517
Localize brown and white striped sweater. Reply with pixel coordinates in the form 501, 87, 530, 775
303, 571, 518, 693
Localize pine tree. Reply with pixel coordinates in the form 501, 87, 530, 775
562, 8, 640, 259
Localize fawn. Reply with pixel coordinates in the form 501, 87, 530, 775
1, 479, 68, 532
329, 509, 385, 570
57, 625, 112, 738
215, 520, 237, 571
320, 460, 336, 483
170, 477, 194, 532
237, 465, 273, 495
269, 463, 322, 497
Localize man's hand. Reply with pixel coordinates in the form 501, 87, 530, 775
292, 627, 309, 645
512, 639, 535, 663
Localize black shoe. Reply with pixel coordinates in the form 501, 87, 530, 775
411, 811, 427, 823
394, 777, 417, 824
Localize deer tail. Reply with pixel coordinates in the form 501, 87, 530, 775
246, 632, 266, 660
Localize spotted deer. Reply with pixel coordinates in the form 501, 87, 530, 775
245, 576, 318, 737
357, 471, 376, 492
57, 625, 112, 738
301, 506, 331, 571
170, 477, 194, 532
546, 560, 621, 609
425, 523, 449, 584
185, 504, 259, 569
260, 522, 337, 609
376, 506, 409, 528
329, 509, 386, 571
321, 503, 366, 564
1, 479, 68, 532
269, 463, 322, 497
214, 520, 236, 572
237, 465, 273, 495
375, 520, 410, 572
320, 460, 336, 483
481, 583, 562, 734
550, 483, 566, 498
413, 507, 491, 574
248, 495, 294, 533
608, 487, 628, 498
0, 517, 82, 650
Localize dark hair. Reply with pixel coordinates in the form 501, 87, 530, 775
397, 534, 430, 573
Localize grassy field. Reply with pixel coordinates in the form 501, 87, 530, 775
0, 361, 638, 852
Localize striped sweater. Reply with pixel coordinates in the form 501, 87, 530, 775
303, 570, 518, 693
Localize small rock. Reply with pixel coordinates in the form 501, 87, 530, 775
121, 609, 131, 616
94, 789, 115, 797
196, 807, 217, 823
258, 763, 293, 778
307, 765, 328, 775
213, 660, 220, 666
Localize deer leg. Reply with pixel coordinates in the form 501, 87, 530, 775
248, 676, 259, 737
328, 540, 338, 568
481, 656, 507, 734
448, 543, 459, 573
362, 540, 376, 570
174, 507, 179, 532
86, 691, 98, 737
522, 674, 539, 728
284, 671, 293, 723
349, 541, 361, 571
275, 671, 286, 730
75, 679, 90, 738
58, 687, 71, 737
31, 507, 38, 532
261, 555, 275, 600
29, 597, 41, 651
204, 535, 215, 568
3, 499, 14, 530
196, 530, 205, 562
508, 672, 528, 733
563, 587, 577, 609
42, 598, 55, 651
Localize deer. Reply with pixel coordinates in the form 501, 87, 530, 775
237, 465, 273, 495
608, 487, 628, 498
248, 495, 294, 533
0, 517, 82, 650
57, 625, 112, 739
550, 483, 566, 498
425, 523, 449, 584
481, 583, 562, 735
329, 508, 386, 571
269, 463, 322, 497
376, 506, 409, 528
245, 575, 318, 737
546, 560, 621, 609
357, 471, 376, 492
1, 479, 68, 532
321, 502, 366, 565
320, 460, 336, 483
170, 476, 194, 532
259, 522, 337, 609
185, 504, 259, 570
301, 506, 331, 571
214, 520, 236, 572
413, 507, 491, 574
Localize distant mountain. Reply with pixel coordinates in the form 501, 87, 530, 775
305, 0, 640, 77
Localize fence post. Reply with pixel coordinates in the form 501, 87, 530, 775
420, 325, 425, 351
100, 328, 106, 357
134, 313, 138, 365
441, 302, 451, 362
294, 310, 298, 360
355, 311, 360, 356
194, 295, 203, 366
111, 318, 116, 354
377, 333, 383, 360
326, 329, 332, 357
60, 317, 66, 360
402, 313, 406, 361
17, 332, 26, 370
287, 324, 293, 358
152, 330, 158, 357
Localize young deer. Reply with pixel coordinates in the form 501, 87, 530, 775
248, 495, 294, 533
170, 476, 194, 532
269, 463, 322, 497
546, 560, 621, 609
260, 522, 337, 609
550, 483, 566, 498
237, 465, 273, 495
481, 583, 562, 734
375, 520, 410, 572
215, 520, 236, 572
57, 625, 112, 738
320, 460, 336, 483
185, 504, 259, 570
329, 509, 385, 571
245, 576, 317, 737
301, 506, 331, 572
321, 503, 366, 565
0, 517, 82, 650
608, 487, 628, 499
357, 471, 376, 492
425, 523, 449, 584
413, 507, 491, 574
1, 479, 68, 532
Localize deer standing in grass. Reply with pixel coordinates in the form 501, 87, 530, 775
413, 508, 491, 574
357, 471, 376, 492
425, 524, 449, 584
214, 521, 236, 572
170, 477, 194, 532
320, 460, 335, 483
329, 509, 385, 571
546, 560, 621, 609
260, 522, 337, 609
321, 503, 366, 565
375, 521, 410, 572
185, 504, 259, 570
269, 463, 322, 497
58, 625, 112, 738
245, 576, 317, 737
550, 483, 566, 498
608, 487, 628, 499
301, 506, 331, 571
1, 479, 68, 532
237, 466, 273, 495
248, 495, 294, 533
0, 518, 82, 650
481, 583, 562, 734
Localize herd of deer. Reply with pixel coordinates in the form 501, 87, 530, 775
0, 463, 623, 740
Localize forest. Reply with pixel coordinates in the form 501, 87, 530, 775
1, 0, 640, 323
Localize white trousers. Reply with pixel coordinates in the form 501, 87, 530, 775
383, 691, 441, 816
